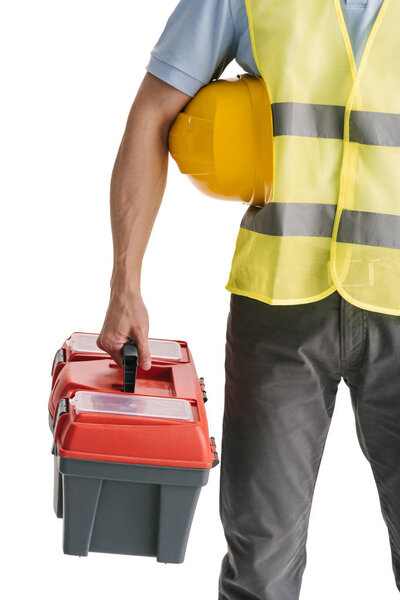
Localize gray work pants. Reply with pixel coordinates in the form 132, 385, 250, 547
218, 290, 400, 599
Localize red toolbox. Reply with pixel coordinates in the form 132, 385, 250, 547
49, 332, 219, 562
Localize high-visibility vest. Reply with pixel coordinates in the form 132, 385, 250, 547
225, 0, 400, 316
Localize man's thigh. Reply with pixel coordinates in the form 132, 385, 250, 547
219, 292, 342, 595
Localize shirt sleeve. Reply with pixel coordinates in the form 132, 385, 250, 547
145, 0, 238, 97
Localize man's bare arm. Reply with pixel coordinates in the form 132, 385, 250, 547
97, 72, 192, 367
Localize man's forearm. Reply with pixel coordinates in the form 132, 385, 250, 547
110, 103, 169, 294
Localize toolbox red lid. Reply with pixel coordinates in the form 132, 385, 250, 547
49, 333, 218, 470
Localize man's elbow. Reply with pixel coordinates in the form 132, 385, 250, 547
128, 72, 193, 138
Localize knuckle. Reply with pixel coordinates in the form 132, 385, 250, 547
131, 330, 146, 343
101, 336, 122, 352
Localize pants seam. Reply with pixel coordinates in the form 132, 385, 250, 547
339, 296, 347, 378
346, 309, 368, 370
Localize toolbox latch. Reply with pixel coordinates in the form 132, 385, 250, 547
210, 437, 219, 467
51, 348, 66, 377
53, 398, 69, 439
199, 377, 208, 402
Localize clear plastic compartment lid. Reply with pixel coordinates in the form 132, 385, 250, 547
66, 333, 183, 361
70, 390, 193, 421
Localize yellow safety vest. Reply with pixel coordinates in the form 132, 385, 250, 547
225, 0, 400, 316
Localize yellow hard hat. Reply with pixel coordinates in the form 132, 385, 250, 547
168, 74, 273, 206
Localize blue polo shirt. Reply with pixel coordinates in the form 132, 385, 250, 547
146, 0, 384, 97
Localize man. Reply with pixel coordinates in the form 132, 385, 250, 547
97, 1, 400, 598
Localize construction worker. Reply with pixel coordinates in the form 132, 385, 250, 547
97, 0, 400, 598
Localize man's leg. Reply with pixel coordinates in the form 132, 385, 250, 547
346, 305, 400, 592
218, 292, 342, 600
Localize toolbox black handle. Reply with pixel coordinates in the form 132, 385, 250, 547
122, 341, 138, 393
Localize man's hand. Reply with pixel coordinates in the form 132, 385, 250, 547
97, 290, 151, 369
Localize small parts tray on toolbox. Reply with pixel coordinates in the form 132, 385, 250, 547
52, 332, 188, 375
71, 390, 194, 421
68, 332, 185, 361
49, 333, 218, 562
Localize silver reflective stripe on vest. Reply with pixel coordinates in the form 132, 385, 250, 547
241, 203, 337, 237
272, 103, 345, 139
337, 209, 400, 249
272, 102, 400, 147
241, 203, 400, 250
349, 110, 400, 147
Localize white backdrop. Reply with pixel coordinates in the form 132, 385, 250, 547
1, 1, 398, 598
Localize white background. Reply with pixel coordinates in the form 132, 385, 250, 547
1, 1, 398, 598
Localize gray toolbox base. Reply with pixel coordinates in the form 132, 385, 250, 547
53, 453, 210, 563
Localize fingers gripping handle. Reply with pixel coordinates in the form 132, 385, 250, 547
122, 341, 139, 393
